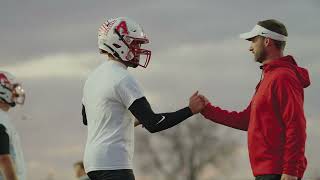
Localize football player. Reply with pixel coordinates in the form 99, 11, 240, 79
0, 71, 26, 180
82, 17, 205, 180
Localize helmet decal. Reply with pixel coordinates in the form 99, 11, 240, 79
115, 21, 129, 35
0, 73, 10, 84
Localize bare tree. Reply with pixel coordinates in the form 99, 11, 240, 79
44, 172, 55, 180
135, 115, 239, 180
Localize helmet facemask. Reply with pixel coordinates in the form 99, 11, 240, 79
0, 79, 25, 107
12, 84, 25, 105
113, 25, 151, 68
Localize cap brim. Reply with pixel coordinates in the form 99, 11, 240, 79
239, 31, 258, 40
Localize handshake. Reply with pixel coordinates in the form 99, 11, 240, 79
188, 91, 209, 114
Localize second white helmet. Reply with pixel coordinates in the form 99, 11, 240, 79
0, 71, 25, 107
98, 17, 151, 68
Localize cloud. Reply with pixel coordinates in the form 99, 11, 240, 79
2, 53, 101, 79
1, 0, 319, 64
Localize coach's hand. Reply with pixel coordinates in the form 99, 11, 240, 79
189, 91, 206, 114
281, 174, 298, 180
198, 94, 209, 106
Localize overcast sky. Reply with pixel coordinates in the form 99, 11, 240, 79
1, 0, 319, 179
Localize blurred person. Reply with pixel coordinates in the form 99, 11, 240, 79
0, 71, 26, 180
74, 161, 90, 180
199, 19, 309, 180
82, 17, 205, 180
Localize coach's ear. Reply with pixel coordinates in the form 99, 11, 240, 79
82, 104, 87, 126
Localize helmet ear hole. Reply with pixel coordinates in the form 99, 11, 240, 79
113, 44, 121, 48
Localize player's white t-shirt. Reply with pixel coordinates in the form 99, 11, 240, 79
0, 109, 26, 180
83, 60, 144, 172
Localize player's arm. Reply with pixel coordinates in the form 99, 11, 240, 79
0, 155, 18, 180
129, 97, 193, 133
116, 76, 203, 132
0, 125, 18, 180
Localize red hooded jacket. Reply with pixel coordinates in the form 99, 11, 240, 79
201, 55, 310, 177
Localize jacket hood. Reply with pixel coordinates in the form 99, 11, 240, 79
262, 55, 311, 88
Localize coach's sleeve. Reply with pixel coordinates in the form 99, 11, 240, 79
200, 103, 251, 131
115, 75, 144, 109
273, 75, 307, 177
0, 124, 10, 155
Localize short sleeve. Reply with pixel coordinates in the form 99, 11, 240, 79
115, 75, 144, 109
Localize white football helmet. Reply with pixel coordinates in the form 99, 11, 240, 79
98, 17, 151, 68
0, 71, 25, 107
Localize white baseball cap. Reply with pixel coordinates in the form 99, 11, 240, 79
240, 24, 287, 42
